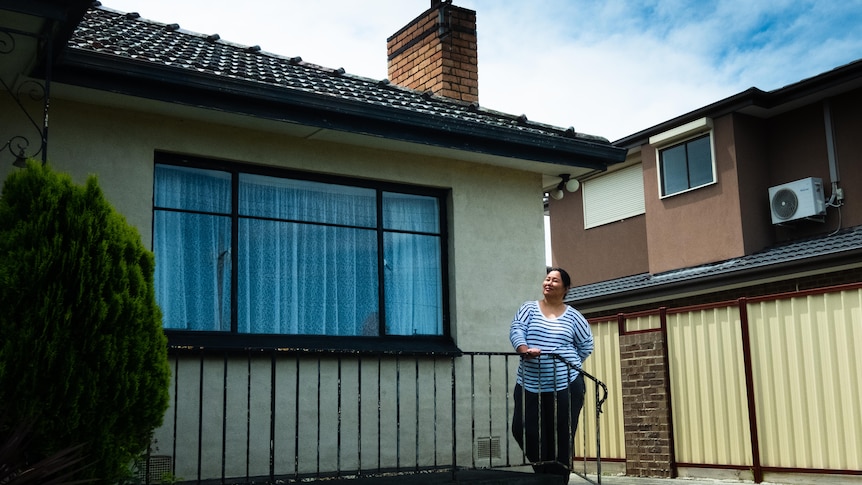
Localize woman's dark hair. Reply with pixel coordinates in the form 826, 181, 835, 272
546, 266, 571, 288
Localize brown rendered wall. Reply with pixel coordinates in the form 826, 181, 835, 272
731, 114, 773, 255
643, 114, 748, 275
829, 90, 862, 228
765, 91, 862, 242
636, 91, 862, 276
552, 83, 862, 287
764, 103, 833, 189
549, 178, 649, 287
764, 103, 837, 242
553, 86, 862, 287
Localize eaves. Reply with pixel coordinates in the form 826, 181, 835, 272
614, 58, 862, 148
53, 49, 627, 171
612, 87, 768, 149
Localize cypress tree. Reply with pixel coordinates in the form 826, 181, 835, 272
0, 162, 171, 483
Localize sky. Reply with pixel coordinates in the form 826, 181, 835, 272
100, 0, 862, 142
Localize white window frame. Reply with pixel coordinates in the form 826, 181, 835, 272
650, 117, 716, 198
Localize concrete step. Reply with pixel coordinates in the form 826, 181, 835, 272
303, 469, 567, 484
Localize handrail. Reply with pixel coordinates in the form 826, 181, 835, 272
142, 349, 608, 484
550, 353, 608, 485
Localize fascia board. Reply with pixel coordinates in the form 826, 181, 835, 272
55, 50, 626, 170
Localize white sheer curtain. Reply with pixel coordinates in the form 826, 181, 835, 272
382, 192, 442, 335
154, 165, 443, 337
238, 175, 379, 335
154, 165, 232, 331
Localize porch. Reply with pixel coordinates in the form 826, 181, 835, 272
139, 349, 608, 485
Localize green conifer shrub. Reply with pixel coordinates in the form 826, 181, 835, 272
0, 162, 171, 483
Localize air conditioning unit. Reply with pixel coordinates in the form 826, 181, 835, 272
768, 177, 826, 224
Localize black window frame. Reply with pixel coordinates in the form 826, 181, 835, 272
152, 152, 457, 354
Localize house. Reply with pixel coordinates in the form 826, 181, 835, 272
548, 60, 862, 482
550, 60, 862, 300
0, 1, 629, 353
1, 1, 625, 483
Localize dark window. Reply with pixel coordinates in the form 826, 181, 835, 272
659, 134, 713, 196
152, 154, 448, 347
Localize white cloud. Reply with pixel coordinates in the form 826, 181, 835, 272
100, 0, 862, 141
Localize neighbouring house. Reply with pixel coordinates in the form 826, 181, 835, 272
0, 1, 626, 483
549, 60, 862, 482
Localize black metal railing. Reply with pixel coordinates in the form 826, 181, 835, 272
555, 355, 609, 485
140, 349, 607, 484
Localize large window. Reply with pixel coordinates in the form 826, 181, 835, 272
152, 155, 447, 343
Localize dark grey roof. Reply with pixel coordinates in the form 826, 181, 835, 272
613, 58, 862, 147
566, 224, 862, 305
56, 5, 626, 169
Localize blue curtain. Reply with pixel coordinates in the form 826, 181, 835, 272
382, 192, 442, 335
153, 165, 443, 336
153, 165, 232, 331
237, 174, 379, 335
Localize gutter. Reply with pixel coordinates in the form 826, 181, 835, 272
2, 0, 91, 76
53, 50, 627, 170
612, 87, 768, 148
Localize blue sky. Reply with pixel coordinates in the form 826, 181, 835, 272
102, 0, 862, 141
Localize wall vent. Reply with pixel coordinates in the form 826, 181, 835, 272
475, 436, 501, 461
135, 455, 173, 483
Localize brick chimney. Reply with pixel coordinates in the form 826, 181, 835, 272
387, 0, 478, 103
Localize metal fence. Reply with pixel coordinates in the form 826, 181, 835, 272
141, 349, 607, 484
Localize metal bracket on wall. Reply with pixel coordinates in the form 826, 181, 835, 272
0, 26, 51, 166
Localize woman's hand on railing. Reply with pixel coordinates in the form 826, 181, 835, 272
516, 344, 541, 359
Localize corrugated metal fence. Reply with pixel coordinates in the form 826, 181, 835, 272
578, 283, 862, 482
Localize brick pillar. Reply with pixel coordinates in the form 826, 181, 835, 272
619, 330, 674, 477
387, 1, 479, 103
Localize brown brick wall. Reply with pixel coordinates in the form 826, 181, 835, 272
387, 4, 478, 103
619, 330, 674, 478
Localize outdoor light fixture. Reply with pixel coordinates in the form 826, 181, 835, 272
548, 174, 579, 200
2, 136, 29, 168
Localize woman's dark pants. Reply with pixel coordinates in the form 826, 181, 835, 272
512, 375, 586, 477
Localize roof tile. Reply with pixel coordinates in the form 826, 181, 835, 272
69, 6, 613, 145
567, 225, 862, 303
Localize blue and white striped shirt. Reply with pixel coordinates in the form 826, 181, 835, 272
510, 300, 594, 392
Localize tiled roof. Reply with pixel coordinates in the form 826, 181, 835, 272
66, 5, 613, 146
566, 224, 862, 303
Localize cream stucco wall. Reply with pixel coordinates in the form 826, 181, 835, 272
1, 91, 586, 481
1, 94, 548, 352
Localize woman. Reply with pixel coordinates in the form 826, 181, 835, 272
509, 267, 594, 478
